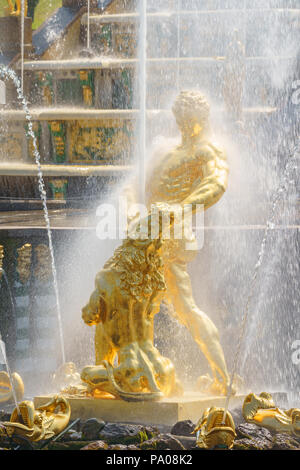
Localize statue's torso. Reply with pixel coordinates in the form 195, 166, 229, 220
146, 141, 217, 264
146, 141, 212, 206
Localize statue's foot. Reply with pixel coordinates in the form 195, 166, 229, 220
196, 374, 241, 397
61, 383, 89, 397
207, 379, 230, 397
196, 374, 227, 396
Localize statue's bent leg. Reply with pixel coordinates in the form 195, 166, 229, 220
7, 0, 14, 14
165, 260, 229, 392
13, 0, 28, 16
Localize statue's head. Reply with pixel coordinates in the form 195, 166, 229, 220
172, 90, 210, 137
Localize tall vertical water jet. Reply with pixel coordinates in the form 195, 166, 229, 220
0, 335, 21, 415
176, 0, 180, 93
20, 0, 25, 94
223, 138, 300, 419
87, 0, 91, 50
138, 0, 147, 204
0, 66, 66, 365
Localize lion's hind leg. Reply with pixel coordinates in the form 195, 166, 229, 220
95, 323, 117, 365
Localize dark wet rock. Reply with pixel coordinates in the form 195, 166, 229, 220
48, 441, 94, 450
80, 440, 108, 451
108, 444, 140, 450
234, 423, 273, 450
171, 420, 195, 437
0, 411, 10, 422
170, 435, 196, 450
140, 433, 185, 450
272, 434, 300, 450
109, 444, 132, 450
72, 419, 83, 432
229, 408, 245, 427
81, 418, 106, 440
61, 429, 82, 441
127, 444, 140, 450
236, 423, 273, 442
233, 438, 273, 450
99, 423, 155, 445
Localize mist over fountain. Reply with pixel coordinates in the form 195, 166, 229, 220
0, 0, 299, 451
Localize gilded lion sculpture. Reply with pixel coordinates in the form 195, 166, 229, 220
81, 207, 183, 401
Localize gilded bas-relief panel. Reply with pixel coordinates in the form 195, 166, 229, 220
68, 119, 134, 164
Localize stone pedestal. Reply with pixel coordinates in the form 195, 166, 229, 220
0, 17, 32, 58
34, 391, 289, 426
34, 393, 246, 426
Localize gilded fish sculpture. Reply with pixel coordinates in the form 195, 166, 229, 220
0, 395, 71, 442
243, 392, 300, 436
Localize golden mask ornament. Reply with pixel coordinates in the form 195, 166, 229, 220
243, 392, 300, 436
193, 407, 236, 449
0, 371, 24, 404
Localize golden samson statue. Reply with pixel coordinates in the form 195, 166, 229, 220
125, 91, 230, 395
82, 91, 231, 399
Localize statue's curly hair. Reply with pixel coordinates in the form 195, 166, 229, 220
172, 90, 210, 129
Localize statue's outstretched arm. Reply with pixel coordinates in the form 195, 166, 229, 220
182, 146, 229, 212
